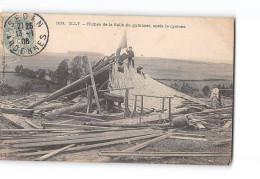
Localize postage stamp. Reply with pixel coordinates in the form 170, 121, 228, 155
3, 13, 49, 57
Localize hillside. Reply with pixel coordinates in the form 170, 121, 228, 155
4, 51, 105, 71
135, 57, 233, 81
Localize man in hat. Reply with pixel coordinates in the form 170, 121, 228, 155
210, 84, 220, 109
127, 46, 135, 68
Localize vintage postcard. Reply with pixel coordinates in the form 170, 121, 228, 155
0, 13, 234, 165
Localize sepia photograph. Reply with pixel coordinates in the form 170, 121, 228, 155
0, 13, 234, 165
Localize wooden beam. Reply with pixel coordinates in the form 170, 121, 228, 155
25, 119, 43, 129
169, 136, 207, 141
87, 58, 101, 113
104, 92, 124, 103
45, 99, 104, 119
35, 144, 75, 161
214, 138, 232, 146
41, 123, 111, 130
2, 114, 33, 129
223, 121, 232, 128
98, 87, 134, 92
0, 107, 34, 116
0, 128, 74, 133
97, 80, 109, 91
59, 88, 86, 99
98, 151, 231, 158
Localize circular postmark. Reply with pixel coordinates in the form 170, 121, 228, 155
3, 13, 49, 57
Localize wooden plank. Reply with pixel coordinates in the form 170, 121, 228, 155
171, 132, 205, 138
0, 128, 78, 133
214, 138, 232, 146
223, 121, 232, 128
41, 123, 112, 130
18, 133, 163, 157
0, 107, 34, 116
196, 122, 206, 130
98, 151, 231, 158
12, 129, 158, 148
85, 121, 168, 128
2, 114, 33, 129
71, 112, 122, 120
9, 128, 153, 145
25, 119, 43, 129
87, 58, 101, 113
94, 131, 174, 162
169, 136, 207, 141
35, 144, 75, 161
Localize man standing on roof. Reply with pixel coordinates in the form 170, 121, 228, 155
127, 46, 135, 68
210, 84, 220, 109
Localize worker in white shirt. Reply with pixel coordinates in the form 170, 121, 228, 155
210, 84, 220, 109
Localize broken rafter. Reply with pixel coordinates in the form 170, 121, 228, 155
35, 144, 75, 161
87, 58, 102, 113
26, 65, 110, 109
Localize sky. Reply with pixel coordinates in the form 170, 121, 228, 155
2, 13, 235, 64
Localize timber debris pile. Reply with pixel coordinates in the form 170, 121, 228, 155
0, 32, 233, 164
0, 51, 233, 164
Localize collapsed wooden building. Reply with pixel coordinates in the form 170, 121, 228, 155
0, 50, 233, 164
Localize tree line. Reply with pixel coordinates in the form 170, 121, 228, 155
15, 55, 93, 89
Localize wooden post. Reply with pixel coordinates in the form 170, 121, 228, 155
87, 58, 101, 113
87, 85, 93, 113
169, 98, 172, 125
132, 95, 137, 117
162, 97, 165, 113
141, 95, 144, 116
118, 102, 122, 112
124, 89, 131, 117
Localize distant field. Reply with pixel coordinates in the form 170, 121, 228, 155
5, 52, 104, 71
158, 79, 233, 95
3, 52, 234, 92
135, 57, 233, 81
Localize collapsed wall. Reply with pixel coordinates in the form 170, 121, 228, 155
108, 61, 189, 112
